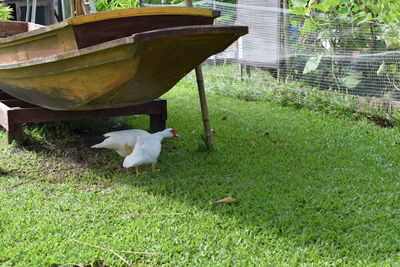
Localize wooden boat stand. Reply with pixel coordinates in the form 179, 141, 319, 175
0, 90, 167, 144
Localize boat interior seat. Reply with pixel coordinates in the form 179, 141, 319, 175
0, 21, 44, 38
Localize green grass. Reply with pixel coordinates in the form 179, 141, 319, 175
201, 64, 396, 127
0, 76, 400, 266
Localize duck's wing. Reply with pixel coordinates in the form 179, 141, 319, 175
141, 136, 162, 161
106, 129, 150, 148
104, 129, 149, 138
122, 137, 147, 168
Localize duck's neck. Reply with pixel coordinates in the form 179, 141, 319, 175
152, 130, 169, 141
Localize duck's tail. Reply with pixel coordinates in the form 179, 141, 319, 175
91, 137, 111, 149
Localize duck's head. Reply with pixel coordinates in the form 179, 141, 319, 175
164, 128, 180, 138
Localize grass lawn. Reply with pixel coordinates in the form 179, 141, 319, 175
0, 76, 399, 266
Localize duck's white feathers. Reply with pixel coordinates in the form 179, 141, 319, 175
91, 129, 149, 157
123, 135, 162, 168
122, 129, 179, 169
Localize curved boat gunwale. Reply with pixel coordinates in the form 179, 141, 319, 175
0, 36, 134, 71
69, 7, 220, 25
0, 25, 247, 72
0, 7, 219, 45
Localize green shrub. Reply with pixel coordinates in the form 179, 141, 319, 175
195, 64, 397, 127
96, 0, 140, 11
0, 0, 12, 20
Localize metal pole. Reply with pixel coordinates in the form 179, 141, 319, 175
185, 0, 214, 149
89, 0, 96, 13
30, 0, 37, 23
282, 0, 291, 81
69, 0, 75, 17
25, 0, 30, 22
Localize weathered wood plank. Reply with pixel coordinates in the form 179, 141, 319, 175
73, 15, 216, 49
0, 98, 167, 144
0, 21, 27, 38
10, 99, 166, 123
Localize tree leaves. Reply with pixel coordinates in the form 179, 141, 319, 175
311, 0, 340, 13
339, 70, 363, 89
96, 0, 140, 12
0, 1, 13, 21
290, 7, 308, 16
291, 0, 308, 8
303, 55, 323, 74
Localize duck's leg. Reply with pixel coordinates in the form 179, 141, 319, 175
135, 166, 141, 176
125, 144, 133, 155
135, 166, 147, 176
151, 163, 160, 172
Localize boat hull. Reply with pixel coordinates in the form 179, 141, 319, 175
0, 7, 219, 64
0, 26, 248, 110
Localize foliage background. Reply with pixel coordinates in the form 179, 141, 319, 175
287, 0, 400, 99
0, 0, 12, 20
96, 0, 236, 11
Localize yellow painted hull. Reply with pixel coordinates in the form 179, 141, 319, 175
0, 8, 247, 110
0, 25, 247, 110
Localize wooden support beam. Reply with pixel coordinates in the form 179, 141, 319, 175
6, 120, 23, 144
0, 95, 167, 144
185, 0, 214, 149
75, 0, 85, 16
149, 98, 167, 132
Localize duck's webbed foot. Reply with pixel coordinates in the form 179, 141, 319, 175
135, 166, 147, 176
151, 163, 160, 172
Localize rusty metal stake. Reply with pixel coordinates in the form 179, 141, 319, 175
186, 0, 214, 149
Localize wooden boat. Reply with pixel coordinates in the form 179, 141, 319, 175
0, 7, 248, 110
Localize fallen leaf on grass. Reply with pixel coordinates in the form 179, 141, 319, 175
221, 116, 228, 120
212, 196, 240, 204
248, 140, 256, 146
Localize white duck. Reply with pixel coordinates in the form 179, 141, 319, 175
123, 128, 180, 176
91, 129, 150, 157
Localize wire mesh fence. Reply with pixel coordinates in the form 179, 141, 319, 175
142, 0, 400, 101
